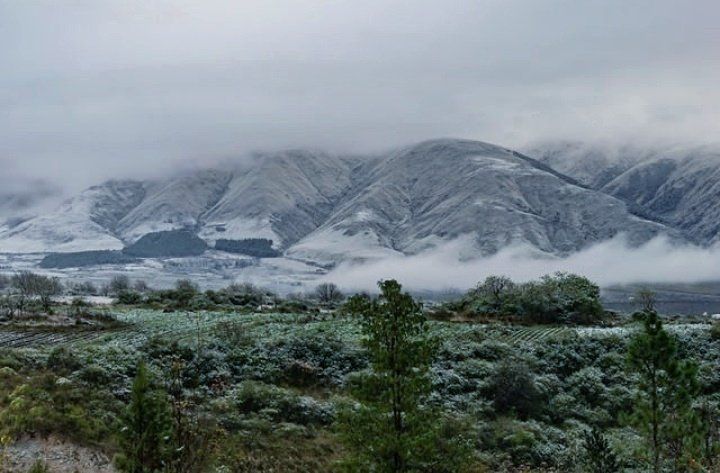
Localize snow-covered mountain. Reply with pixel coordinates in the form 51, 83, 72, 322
527, 142, 720, 245
0, 139, 687, 263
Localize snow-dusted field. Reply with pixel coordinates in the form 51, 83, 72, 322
0, 252, 327, 293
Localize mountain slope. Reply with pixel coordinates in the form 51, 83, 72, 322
287, 139, 675, 264
199, 150, 357, 247
528, 142, 720, 245
0, 180, 144, 253
0, 139, 684, 260
116, 169, 233, 243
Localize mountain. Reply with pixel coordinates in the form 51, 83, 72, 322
0, 178, 62, 228
288, 139, 675, 264
198, 150, 357, 247
0, 180, 144, 253
0, 139, 681, 261
527, 142, 720, 245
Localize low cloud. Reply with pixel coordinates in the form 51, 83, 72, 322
325, 235, 720, 292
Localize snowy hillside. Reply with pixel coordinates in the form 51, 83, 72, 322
0, 139, 689, 264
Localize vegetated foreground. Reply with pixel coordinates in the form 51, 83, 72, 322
0, 276, 719, 472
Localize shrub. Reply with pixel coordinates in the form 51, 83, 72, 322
46, 347, 82, 375
486, 359, 543, 419
710, 322, 720, 341
117, 291, 142, 305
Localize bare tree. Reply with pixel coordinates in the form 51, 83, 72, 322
108, 275, 131, 295
133, 279, 150, 293
36, 276, 63, 312
11, 271, 63, 312
0, 274, 9, 291
314, 282, 344, 304
636, 288, 656, 313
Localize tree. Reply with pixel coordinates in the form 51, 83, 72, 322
0, 274, 9, 291
174, 279, 199, 308
635, 288, 656, 313
117, 361, 173, 473
35, 276, 62, 312
10, 271, 62, 312
470, 275, 515, 315
339, 280, 467, 472
488, 358, 541, 419
314, 282, 344, 304
109, 275, 131, 295
582, 427, 620, 473
134, 280, 150, 293
627, 310, 702, 472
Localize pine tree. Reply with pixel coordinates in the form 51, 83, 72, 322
627, 311, 702, 472
117, 360, 173, 473
339, 280, 468, 472
582, 427, 620, 473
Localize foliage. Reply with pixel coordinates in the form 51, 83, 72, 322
582, 427, 620, 473
116, 360, 173, 473
627, 310, 702, 472
109, 275, 132, 295
214, 238, 280, 258
486, 358, 543, 419
339, 280, 470, 472
710, 322, 720, 341
458, 272, 603, 324
0, 274, 9, 291
122, 230, 207, 258
27, 459, 51, 473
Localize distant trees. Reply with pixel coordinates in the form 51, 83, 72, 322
627, 310, 702, 472
461, 272, 603, 324
10, 271, 62, 312
470, 275, 515, 315
133, 280, 150, 293
314, 282, 344, 304
0, 274, 9, 291
109, 275, 131, 295
174, 279, 199, 309
339, 280, 468, 472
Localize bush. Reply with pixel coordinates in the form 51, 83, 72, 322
231, 381, 334, 426
487, 359, 543, 419
117, 291, 142, 305
711, 322, 720, 341
46, 347, 82, 375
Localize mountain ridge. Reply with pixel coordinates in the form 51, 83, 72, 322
0, 139, 689, 262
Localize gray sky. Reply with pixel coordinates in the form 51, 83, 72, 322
1, 0, 719, 189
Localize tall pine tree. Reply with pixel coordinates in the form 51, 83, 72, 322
116, 360, 173, 473
338, 280, 469, 472
627, 311, 702, 472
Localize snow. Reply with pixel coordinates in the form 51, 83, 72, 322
199, 217, 280, 246
287, 226, 403, 266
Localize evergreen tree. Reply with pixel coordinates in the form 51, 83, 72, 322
339, 280, 468, 472
117, 360, 173, 473
627, 311, 702, 472
582, 427, 620, 473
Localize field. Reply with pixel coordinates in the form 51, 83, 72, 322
0, 308, 718, 472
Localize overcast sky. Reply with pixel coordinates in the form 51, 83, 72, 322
1, 0, 719, 189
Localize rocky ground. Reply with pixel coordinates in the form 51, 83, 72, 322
3, 437, 115, 472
